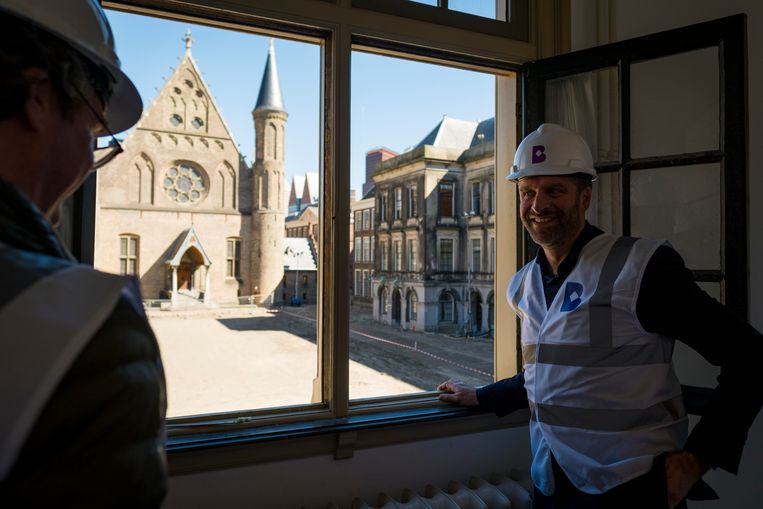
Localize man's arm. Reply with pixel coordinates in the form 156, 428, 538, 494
638, 245, 763, 474
438, 373, 528, 417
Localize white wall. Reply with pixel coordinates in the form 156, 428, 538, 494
166, 427, 531, 508
572, 1, 763, 507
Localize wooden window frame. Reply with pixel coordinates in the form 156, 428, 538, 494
90, 0, 535, 474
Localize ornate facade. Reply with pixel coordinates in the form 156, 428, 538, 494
370, 116, 496, 334
94, 34, 289, 306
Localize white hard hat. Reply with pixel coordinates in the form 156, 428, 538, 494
506, 123, 596, 182
0, 0, 142, 134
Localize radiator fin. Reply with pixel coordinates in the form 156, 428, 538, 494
329, 470, 532, 509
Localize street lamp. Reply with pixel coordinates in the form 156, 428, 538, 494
462, 210, 475, 338
286, 246, 304, 306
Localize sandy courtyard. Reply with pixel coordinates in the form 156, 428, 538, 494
149, 307, 424, 417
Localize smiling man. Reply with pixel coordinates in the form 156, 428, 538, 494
438, 123, 762, 509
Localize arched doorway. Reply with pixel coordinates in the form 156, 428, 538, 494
405, 290, 418, 326
438, 291, 455, 323
178, 246, 204, 295
470, 290, 482, 333
391, 289, 402, 325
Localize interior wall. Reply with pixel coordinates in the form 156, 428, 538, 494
571, 1, 763, 507
165, 427, 531, 508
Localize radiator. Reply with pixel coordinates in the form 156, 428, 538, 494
327, 469, 533, 509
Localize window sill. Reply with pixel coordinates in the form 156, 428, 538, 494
167, 405, 530, 475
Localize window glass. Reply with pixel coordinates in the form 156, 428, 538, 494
631, 48, 719, 158
119, 235, 139, 275
97, 10, 321, 417
471, 181, 481, 214
448, 0, 500, 20
408, 186, 417, 217
439, 182, 454, 216
394, 187, 402, 219
588, 171, 622, 236
545, 67, 620, 164
630, 163, 721, 270
350, 50, 496, 400
226, 238, 241, 278
471, 238, 481, 272
439, 238, 454, 272
407, 239, 417, 271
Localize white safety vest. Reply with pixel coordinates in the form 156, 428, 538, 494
508, 234, 688, 495
0, 263, 129, 481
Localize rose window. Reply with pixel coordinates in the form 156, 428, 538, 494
162, 163, 206, 204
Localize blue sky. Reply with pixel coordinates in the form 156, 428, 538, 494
106, 9, 494, 196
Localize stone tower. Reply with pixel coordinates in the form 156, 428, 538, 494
251, 39, 287, 304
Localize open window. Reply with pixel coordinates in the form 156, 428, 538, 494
521, 13, 746, 315
520, 15, 747, 390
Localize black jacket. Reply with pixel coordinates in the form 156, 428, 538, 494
0, 178, 167, 507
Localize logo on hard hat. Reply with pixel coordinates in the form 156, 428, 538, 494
560, 282, 584, 312
532, 145, 546, 164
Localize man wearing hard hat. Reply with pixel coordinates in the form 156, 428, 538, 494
0, 1, 166, 505
439, 123, 762, 508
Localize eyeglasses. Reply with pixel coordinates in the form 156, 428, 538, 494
72, 85, 124, 170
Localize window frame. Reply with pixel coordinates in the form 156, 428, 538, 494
407, 238, 417, 272
470, 180, 481, 215
471, 237, 481, 273
521, 14, 748, 318
438, 181, 455, 217
97, 0, 535, 473
438, 237, 454, 272
119, 234, 139, 275
407, 185, 417, 217
393, 187, 403, 219
226, 237, 241, 279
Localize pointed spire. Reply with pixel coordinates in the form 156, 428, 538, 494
184, 29, 193, 53
254, 38, 285, 113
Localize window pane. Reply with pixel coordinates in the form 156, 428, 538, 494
448, 0, 504, 21
471, 239, 481, 272
439, 183, 454, 216
96, 11, 321, 417
471, 181, 481, 214
439, 238, 454, 272
588, 171, 622, 235
545, 67, 619, 163
631, 48, 719, 158
630, 164, 720, 270
351, 51, 496, 400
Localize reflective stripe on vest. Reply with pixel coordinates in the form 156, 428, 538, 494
0, 265, 128, 480
509, 234, 687, 495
